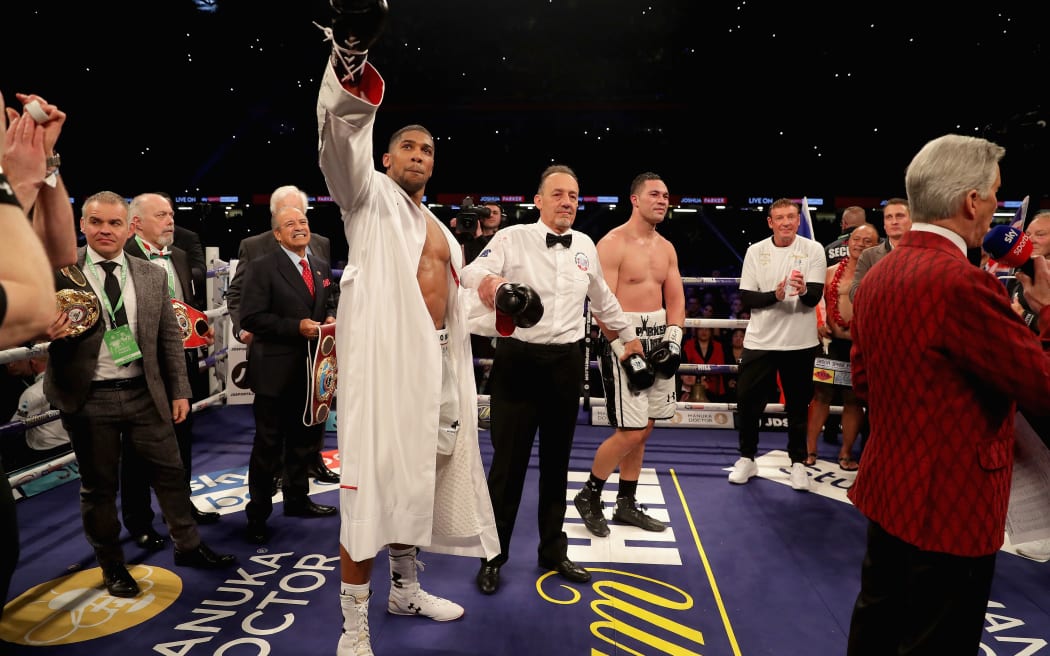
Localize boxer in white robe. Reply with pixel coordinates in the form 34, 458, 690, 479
318, 49, 499, 655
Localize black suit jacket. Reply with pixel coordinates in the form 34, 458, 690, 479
172, 225, 207, 290
226, 230, 334, 338
239, 249, 337, 398
124, 239, 204, 311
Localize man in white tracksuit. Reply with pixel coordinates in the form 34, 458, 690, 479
316, 20, 499, 656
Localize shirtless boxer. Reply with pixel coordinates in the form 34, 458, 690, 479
805, 224, 879, 469
574, 172, 686, 537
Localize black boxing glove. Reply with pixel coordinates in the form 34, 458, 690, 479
649, 324, 683, 379
611, 338, 656, 392
325, 0, 389, 84
495, 282, 545, 332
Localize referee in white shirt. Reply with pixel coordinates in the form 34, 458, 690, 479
460, 165, 643, 594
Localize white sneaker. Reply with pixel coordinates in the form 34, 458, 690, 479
388, 586, 464, 621
337, 629, 374, 656
1016, 537, 1050, 563
337, 593, 373, 656
789, 462, 810, 491
727, 457, 758, 484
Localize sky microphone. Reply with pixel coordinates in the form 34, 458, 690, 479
982, 224, 1036, 278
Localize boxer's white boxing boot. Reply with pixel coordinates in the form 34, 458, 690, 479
337, 588, 373, 656
387, 547, 464, 621
1016, 537, 1050, 563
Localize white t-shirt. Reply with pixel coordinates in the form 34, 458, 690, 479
739, 235, 826, 351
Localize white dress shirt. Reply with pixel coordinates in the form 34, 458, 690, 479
460, 221, 634, 345
84, 246, 144, 379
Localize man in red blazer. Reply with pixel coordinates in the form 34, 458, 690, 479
846, 134, 1050, 655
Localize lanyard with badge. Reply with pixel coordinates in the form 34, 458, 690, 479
135, 235, 176, 298
85, 253, 143, 366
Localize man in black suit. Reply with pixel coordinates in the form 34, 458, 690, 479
226, 185, 338, 485
45, 191, 235, 599
121, 193, 220, 548
173, 223, 207, 295
227, 185, 334, 344
239, 205, 338, 543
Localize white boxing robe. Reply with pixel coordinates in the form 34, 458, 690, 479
317, 61, 499, 561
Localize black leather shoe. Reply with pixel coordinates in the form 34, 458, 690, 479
174, 542, 237, 569
284, 499, 337, 518
538, 557, 591, 583
133, 528, 167, 552
307, 461, 340, 484
102, 564, 140, 598
192, 506, 221, 525
476, 562, 500, 595
245, 519, 268, 545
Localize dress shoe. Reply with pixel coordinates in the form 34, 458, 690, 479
133, 528, 167, 552
538, 557, 591, 583
102, 564, 140, 598
245, 519, 268, 545
476, 562, 500, 595
192, 506, 221, 525
307, 462, 340, 484
284, 499, 337, 518
174, 541, 237, 569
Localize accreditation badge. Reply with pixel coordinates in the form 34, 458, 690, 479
104, 325, 142, 366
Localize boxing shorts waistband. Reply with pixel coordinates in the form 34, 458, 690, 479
90, 376, 146, 390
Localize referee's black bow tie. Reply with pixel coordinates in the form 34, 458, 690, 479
546, 233, 572, 249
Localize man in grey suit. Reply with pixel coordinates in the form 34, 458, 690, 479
226, 184, 339, 485
45, 191, 235, 599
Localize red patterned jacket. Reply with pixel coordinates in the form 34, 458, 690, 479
849, 229, 1050, 556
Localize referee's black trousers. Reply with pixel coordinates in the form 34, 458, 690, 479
485, 337, 583, 566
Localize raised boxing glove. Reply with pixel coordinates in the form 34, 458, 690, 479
325, 0, 388, 85
611, 338, 655, 393
331, 0, 389, 51
649, 324, 683, 379
495, 283, 544, 329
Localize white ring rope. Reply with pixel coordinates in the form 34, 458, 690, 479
8, 273, 835, 490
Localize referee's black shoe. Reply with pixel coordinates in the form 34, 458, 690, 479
538, 557, 591, 583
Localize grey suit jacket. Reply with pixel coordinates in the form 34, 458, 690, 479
226, 230, 334, 338
44, 247, 192, 418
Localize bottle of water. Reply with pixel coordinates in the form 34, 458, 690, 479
787, 255, 803, 296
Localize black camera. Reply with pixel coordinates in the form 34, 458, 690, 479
453, 196, 491, 243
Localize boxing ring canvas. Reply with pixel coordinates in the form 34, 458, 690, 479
3, 404, 1049, 655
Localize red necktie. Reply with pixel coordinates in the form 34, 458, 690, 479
300, 259, 315, 298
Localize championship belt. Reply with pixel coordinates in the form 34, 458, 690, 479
303, 322, 337, 426
56, 265, 101, 337
170, 298, 210, 348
